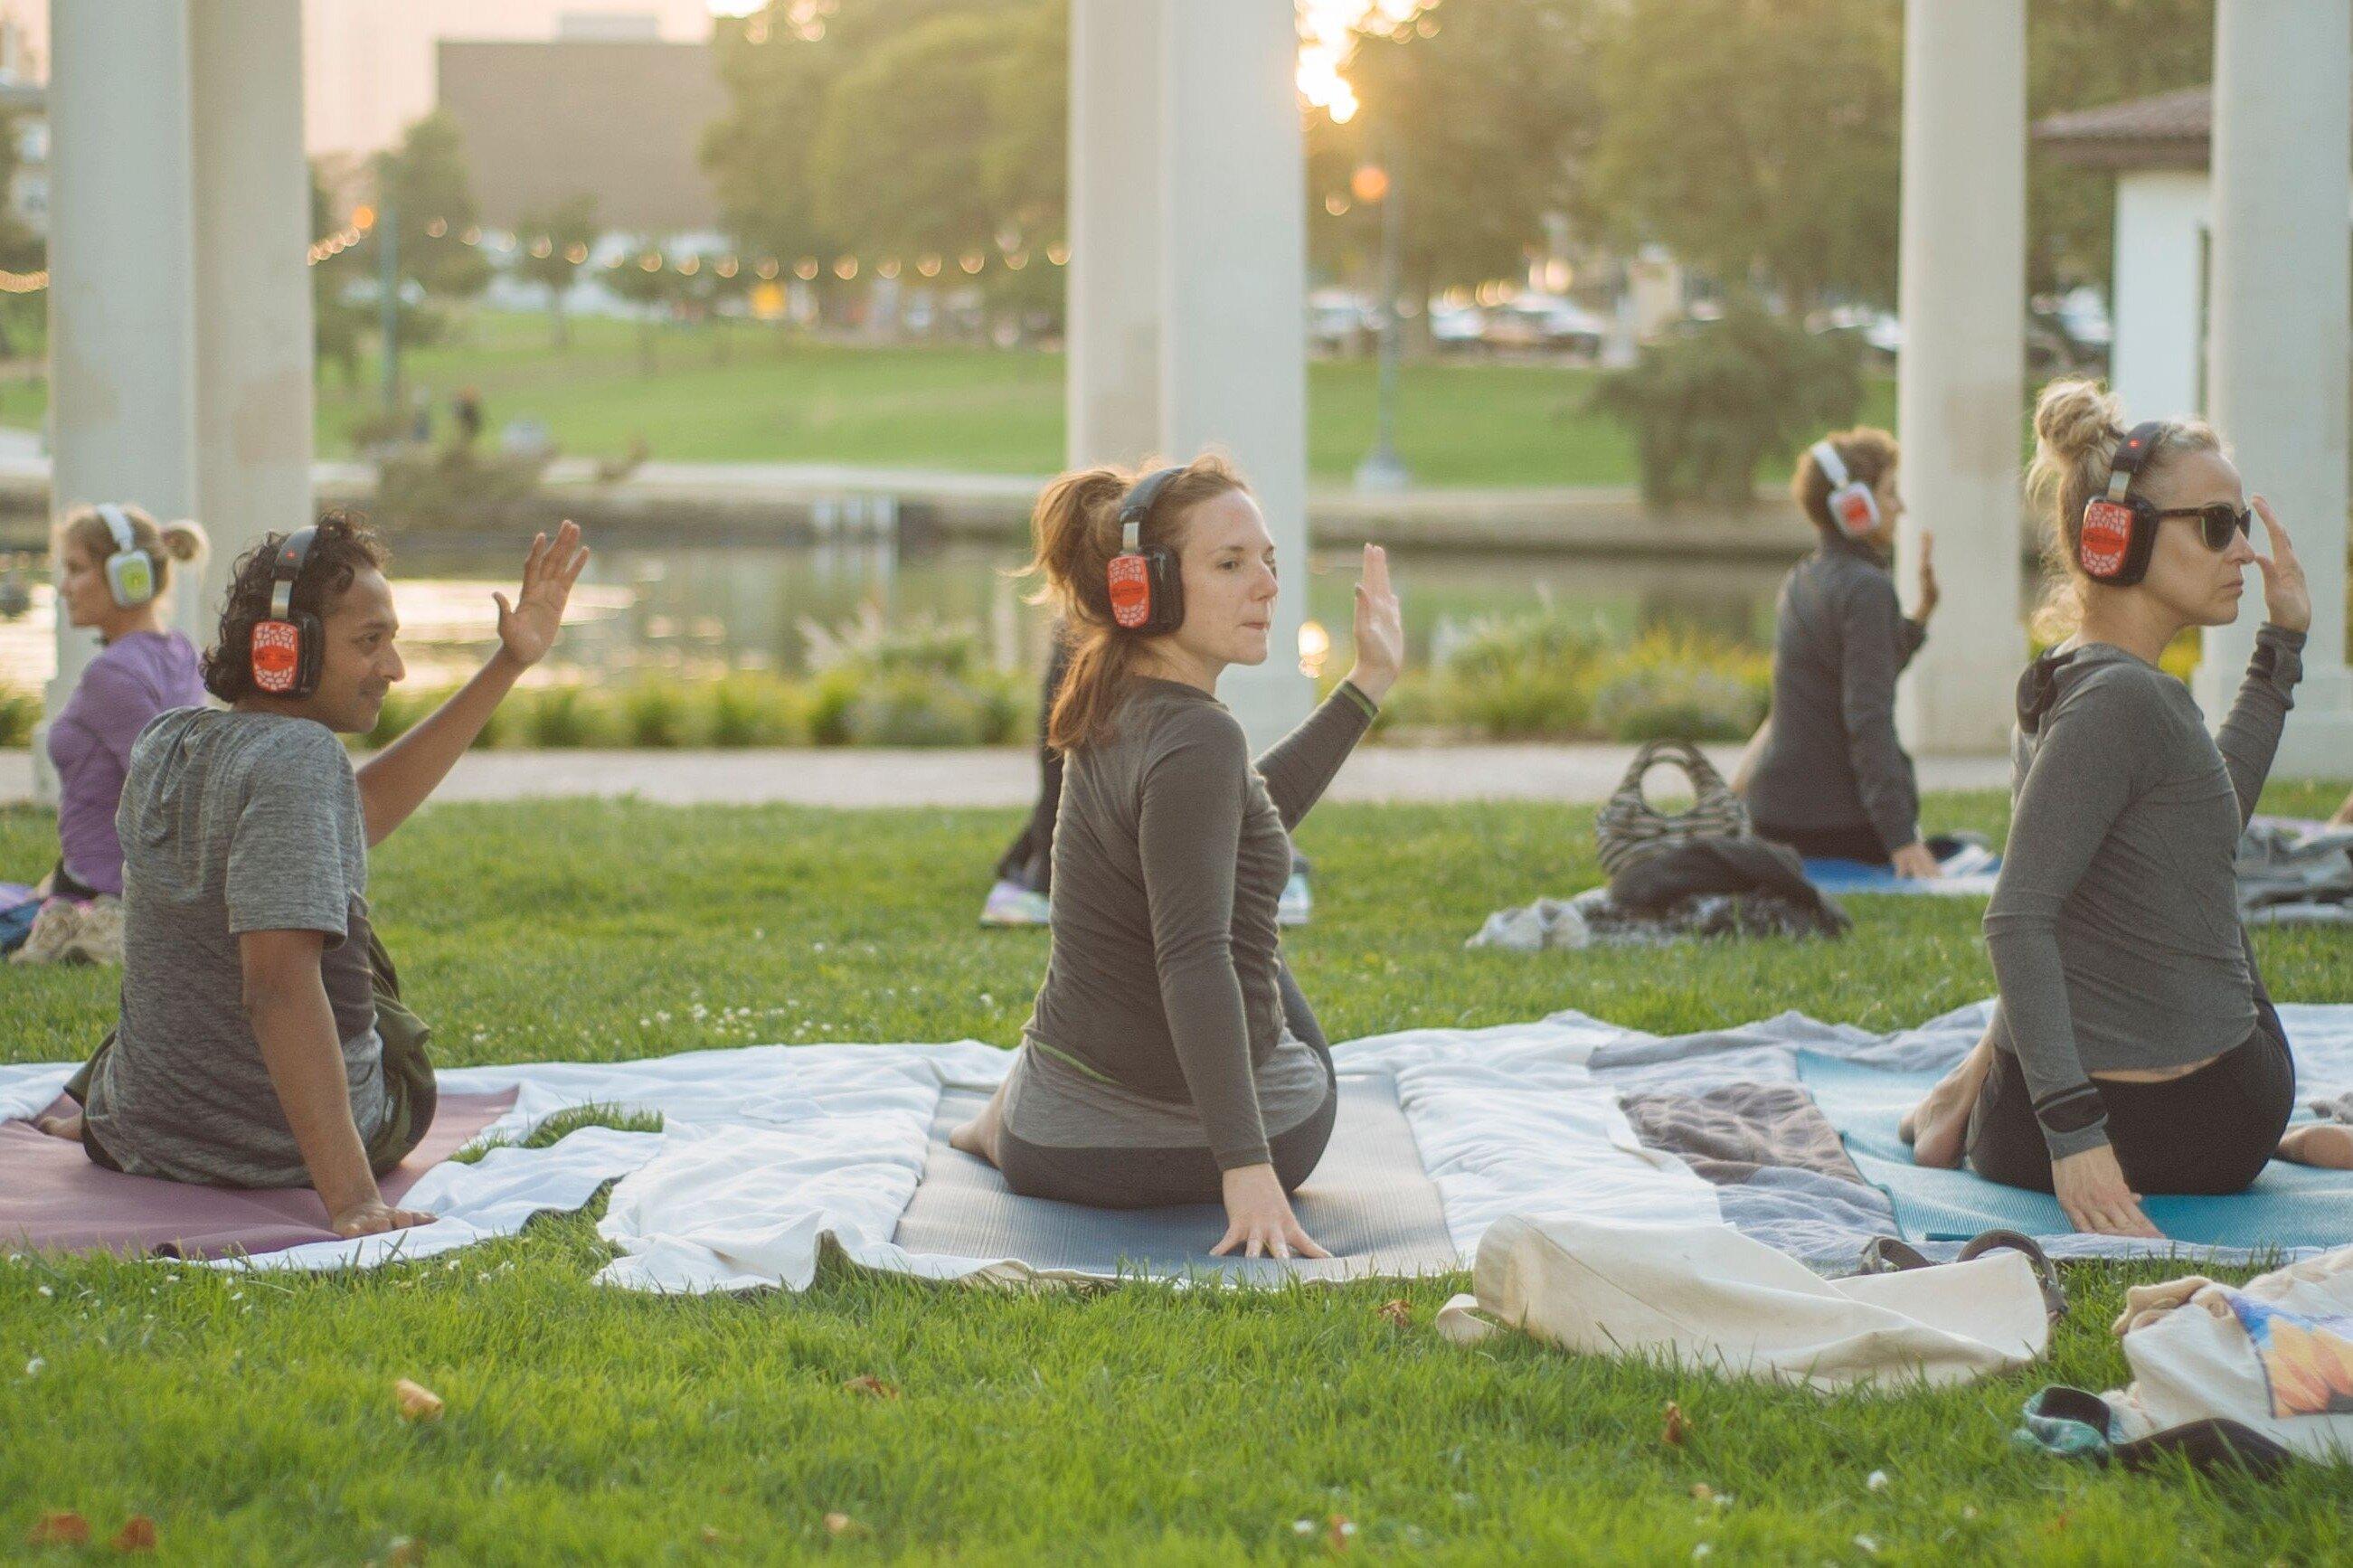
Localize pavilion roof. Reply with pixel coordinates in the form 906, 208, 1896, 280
2033, 85, 2212, 170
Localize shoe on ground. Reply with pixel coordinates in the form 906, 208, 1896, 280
981, 878, 1052, 928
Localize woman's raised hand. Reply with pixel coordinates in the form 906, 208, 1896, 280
2250, 496, 2311, 635
1211, 1163, 1331, 1261
1347, 543, 1403, 704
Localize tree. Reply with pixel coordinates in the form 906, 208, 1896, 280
309, 161, 372, 388
1308, 0, 1605, 310
1586, 0, 1900, 312
515, 194, 600, 349
606, 243, 685, 375
0, 109, 41, 360
363, 110, 493, 304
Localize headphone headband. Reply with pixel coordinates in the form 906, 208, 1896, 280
96, 503, 138, 556
1809, 440, 1850, 490
1116, 466, 1185, 553
2103, 420, 2169, 501
268, 525, 319, 622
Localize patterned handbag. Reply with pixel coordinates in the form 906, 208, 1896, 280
1594, 738, 1751, 877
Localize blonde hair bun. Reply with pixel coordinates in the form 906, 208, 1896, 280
2031, 379, 2123, 469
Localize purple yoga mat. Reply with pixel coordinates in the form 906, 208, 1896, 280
0, 1089, 519, 1260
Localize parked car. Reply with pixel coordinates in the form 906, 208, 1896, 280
1480, 294, 1607, 357
1308, 289, 1375, 354
1430, 304, 1487, 352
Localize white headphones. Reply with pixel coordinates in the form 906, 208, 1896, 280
95, 503, 157, 608
1808, 440, 1880, 537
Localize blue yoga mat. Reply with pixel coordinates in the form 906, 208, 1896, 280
1797, 1049, 2353, 1249
1801, 845, 2000, 897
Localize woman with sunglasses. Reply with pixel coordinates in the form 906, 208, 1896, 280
1903, 379, 2313, 1235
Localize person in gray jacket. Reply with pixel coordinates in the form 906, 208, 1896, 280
950, 455, 1403, 1261
1903, 379, 2318, 1235
1743, 428, 1943, 880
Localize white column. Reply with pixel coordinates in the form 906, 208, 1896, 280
2197, 0, 2353, 773
1065, 0, 1165, 468
1895, 0, 2026, 755
1160, 0, 1310, 747
2109, 169, 2209, 424
192, 0, 316, 619
44, 4, 201, 724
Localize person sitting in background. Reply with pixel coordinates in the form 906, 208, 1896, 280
953, 456, 1403, 1259
5, 505, 209, 964
1741, 429, 1943, 880
1904, 380, 2329, 1233
36, 515, 589, 1239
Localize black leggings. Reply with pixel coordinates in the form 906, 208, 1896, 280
997, 968, 1338, 1209
1965, 997, 2296, 1196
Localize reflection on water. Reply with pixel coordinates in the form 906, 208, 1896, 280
0, 534, 1791, 691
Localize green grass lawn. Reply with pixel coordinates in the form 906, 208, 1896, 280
0, 311, 1899, 487
5, 786, 2350, 1562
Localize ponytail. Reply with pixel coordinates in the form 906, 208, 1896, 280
1022, 453, 1248, 752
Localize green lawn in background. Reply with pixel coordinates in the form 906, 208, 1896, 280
5, 786, 2351, 1562
0, 311, 1900, 487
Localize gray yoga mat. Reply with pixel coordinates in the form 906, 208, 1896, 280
893, 1072, 1461, 1282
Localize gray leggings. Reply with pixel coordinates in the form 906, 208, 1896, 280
997, 968, 1337, 1209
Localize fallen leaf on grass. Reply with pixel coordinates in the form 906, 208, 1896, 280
1661, 1401, 1690, 1447
841, 1375, 900, 1400
822, 1513, 865, 1536
1325, 1515, 1357, 1553
393, 1379, 445, 1422
1377, 1299, 1413, 1328
110, 1516, 156, 1554
387, 1535, 426, 1565
701, 1525, 728, 1545
26, 1513, 90, 1546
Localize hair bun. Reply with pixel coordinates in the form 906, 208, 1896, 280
158, 519, 210, 563
2032, 379, 2123, 466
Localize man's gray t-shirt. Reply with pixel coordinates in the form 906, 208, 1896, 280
82, 708, 384, 1187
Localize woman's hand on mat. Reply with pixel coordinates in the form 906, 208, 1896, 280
1914, 529, 1940, 622
2249, 496, 2311, 635
2052, 1145, 2162, 1238
328, 1196, 436, 1239
1890, 842, 1941, 880
1211, 1164, 1330, 1261
1345, 544, 1403, 704
493, 519, 592, 670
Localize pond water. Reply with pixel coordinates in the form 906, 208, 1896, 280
0, 534, 1792, 692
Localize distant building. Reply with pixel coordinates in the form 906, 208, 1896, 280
436, 37, 724, 234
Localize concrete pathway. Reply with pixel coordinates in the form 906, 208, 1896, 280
0, 743, 2015, 810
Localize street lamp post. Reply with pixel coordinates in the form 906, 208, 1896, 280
1354, 153, 1411, 493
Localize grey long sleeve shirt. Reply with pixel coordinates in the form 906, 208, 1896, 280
1023, 678, 1375, 1168
1745, 540, 1927, 855
1982, 625, 2304, 1160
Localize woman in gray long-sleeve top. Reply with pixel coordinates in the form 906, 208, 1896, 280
1744, 427, 1943, 880
1903, 380, 2318, 1237
950, 454, 1404, 1261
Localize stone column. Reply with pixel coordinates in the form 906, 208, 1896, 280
1065, 0, 1165, 469
1894, 0, 2027, 756
2109, 168, 2209, 424
2197, 0, 2353, 773
192, 0, 316, 619
1160, 0, 1310, 747
45, 2, 200, 717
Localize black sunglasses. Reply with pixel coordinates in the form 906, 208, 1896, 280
2150, 502, 2253, 553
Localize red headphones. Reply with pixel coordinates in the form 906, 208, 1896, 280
1808, 440, 1880, 537
2078, 420, 2170, 586
1106, 467, 1185, 635
250, 525, 323, 697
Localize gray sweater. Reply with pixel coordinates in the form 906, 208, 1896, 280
1746, 540, 1927, 855
1024, 678, 1375, 1168
1983, 625, 2304, 1159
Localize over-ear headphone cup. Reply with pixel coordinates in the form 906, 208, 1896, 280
250, 612, 325, 697
2080, 497, 2156, 585
1146, 549, 1184, 634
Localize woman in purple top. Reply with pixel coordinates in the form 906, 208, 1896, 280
44, 503, 211, 897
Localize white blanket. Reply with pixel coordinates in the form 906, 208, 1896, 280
9, 1002, 2352, 1286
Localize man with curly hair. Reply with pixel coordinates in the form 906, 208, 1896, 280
39, 515, 589, 1238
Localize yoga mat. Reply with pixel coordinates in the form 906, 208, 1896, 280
1796, 1051, 2353, 1251
893, 1072, 1461, 1282
0, 1089, 519, 1260
1801, 842, 2000, 898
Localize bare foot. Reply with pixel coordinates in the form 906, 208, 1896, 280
2279, 1123, 2353, 1169
33, 1108, 82, 1142
1904, 1034, 1993, 1169
949, 1075, 1012, 1169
